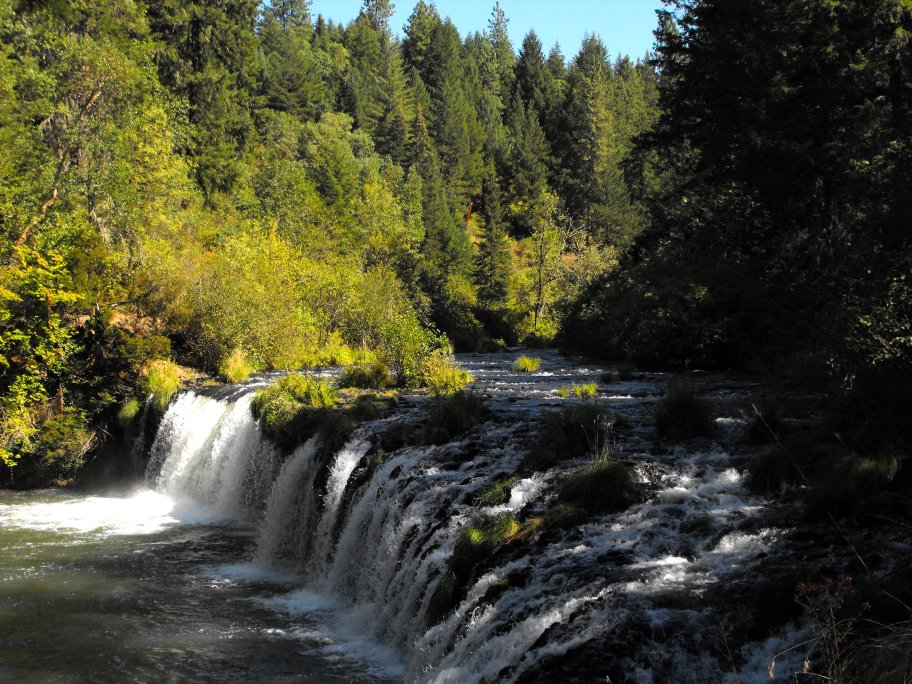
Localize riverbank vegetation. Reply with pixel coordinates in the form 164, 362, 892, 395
1, 0, 661, 484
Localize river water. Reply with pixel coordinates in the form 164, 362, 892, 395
0, 351, 821, 683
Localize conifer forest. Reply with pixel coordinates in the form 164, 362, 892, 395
1, 1, 911, 682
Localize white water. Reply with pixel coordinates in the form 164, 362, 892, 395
3, 353, 816, 682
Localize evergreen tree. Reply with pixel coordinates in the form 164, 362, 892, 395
475, 172, 512, 307
487, 2, 515, 104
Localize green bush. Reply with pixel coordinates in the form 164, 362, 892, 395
219, 348, 254, 383
117, 398, 143, 427
424, 352, 472, 395
525, 404, 608, 470
421, 391, 487, 445
513, 355, 541, 373
476, 475, 522, 506
574, 383, 598, 398
558, 460, 638, 515
251, 374, 338, 440
338, 360, 394, 390
142, 360, 181, 412
655, 379, 714, 440
22, 408, 94, 485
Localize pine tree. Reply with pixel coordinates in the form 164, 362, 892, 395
475, 171, 512, 307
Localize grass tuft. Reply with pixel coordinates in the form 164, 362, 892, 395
512, 355, 541, 373
219, 347, 254, 383
524, 404, 611, 470
142, 359, 181, 412
424, 352, 472, 395
558, 459, 638, 515
339, 360, 394, 390
117, 398, 143, 427
655, 378, 713, 440
421, 391, 487, 445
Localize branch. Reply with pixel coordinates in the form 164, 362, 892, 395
12, 87, 103, 252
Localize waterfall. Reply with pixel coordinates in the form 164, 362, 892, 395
145, 357, 803, 684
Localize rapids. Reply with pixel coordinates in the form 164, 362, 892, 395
2, 350, 866, 682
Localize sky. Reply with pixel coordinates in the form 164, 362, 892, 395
308, 0, 665, 61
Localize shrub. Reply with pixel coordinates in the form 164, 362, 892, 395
339, 360, 394, 390
22, 408, 95, 485
421, 391, 486, 445
655, 379, 713, 440
219, 347, 254, 384
558, 460, 638, 515
543, 503, 588, 529
142, 360, 181, 412
574, 383, 597, 398
746, 400, 786, 444
745, 447, 804, 497
525, 404, 608, 470
117, 398, 143, 427
424, 352, 472, 395
251, 374, 338, 440
477, 475, 522, 506
513, 355, 541, 373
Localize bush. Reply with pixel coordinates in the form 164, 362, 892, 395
424, 352, 472, 395
142, 360, 181, 412
219, 348, 254, 383
339, 360, 394, 390
117, 398, 143, 427
477, 475, 522, 506
525, 404, 608, 470
513, 355, 541, 373
574, 383, 597, 398
745, 447, 804, 497
746, 400, 786, 444
421, 391, 487, 445
22, 408, 95, 485
558, 460, 639, 515
655, 379, 714, 440
251, 374, 338, 440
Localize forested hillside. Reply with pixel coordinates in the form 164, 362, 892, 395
0, 0, 657, 484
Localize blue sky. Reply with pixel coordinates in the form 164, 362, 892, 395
309, 0, 665, 61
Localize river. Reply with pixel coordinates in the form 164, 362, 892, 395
1, 351, 822, 682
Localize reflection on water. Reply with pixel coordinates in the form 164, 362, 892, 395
0, 489, 402, 683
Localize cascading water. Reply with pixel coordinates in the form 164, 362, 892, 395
12, 352, 888, 681
127, 351, 830, 683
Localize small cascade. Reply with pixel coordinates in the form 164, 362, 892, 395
144, 353, 820, 683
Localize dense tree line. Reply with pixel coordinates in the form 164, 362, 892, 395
561, 0, 912, 444
0, 0, 657, 483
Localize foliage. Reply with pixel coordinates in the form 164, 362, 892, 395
219, 348, 255, 384
424, 352, 472, 395
477, 474, 522, 507
16, 407, 94, 485
117, 398, 143, 427
512, 356, 541, 373
420, 391, 486, 445
558, 459, 638, 515
339, 360, 394, 390
141, 360, 182, 413
654, 379, 713, 441
525, 403, 610, 470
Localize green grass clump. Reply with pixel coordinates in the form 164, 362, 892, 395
453, 512, 520, 569
655, 379, 713, 440
421, 391, 486, 445
558, 460, 638, 515
251, 374, 338, 446
338, 360, 394, 390
142, 359, 181, 412
574, 383, 597, 398
525, 404, 608, 470
219, 347, 254, 383
424, 352, 472, 395
557, 387, 570, 398
476, 475, 522, 506
512, 355, 541, 373
117, 398, 143, 427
